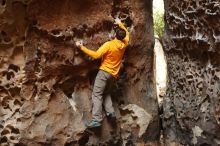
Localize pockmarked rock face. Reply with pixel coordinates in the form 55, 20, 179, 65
163, 0, 220, 145
0, 0, 158, 145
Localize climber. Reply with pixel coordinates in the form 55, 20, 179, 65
75, 18, 129, 128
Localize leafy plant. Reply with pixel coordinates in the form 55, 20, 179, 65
153, 10, 165, 38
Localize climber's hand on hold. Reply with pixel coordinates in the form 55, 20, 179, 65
113, 17, 122, 30
75, 40, 83, 48
114, 17, 121, 25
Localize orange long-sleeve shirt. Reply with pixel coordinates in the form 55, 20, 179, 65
80, 22, 129, 78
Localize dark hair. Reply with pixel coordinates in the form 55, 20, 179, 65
116, 28, 126, 40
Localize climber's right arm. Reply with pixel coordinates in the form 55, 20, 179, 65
78, 42, 110, 59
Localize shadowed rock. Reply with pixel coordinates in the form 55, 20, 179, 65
163, 0, 220, 145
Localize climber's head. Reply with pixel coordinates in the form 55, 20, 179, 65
115, 28, 126, 40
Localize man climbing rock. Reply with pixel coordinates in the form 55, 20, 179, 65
76, 18, 129, 128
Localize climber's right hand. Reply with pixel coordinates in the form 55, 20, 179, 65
75, 40, 83, 48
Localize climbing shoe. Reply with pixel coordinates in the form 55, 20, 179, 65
85, 119, 101, 128
107, 112, 116, 122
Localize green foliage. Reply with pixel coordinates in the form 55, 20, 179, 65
153, 11, 164, 38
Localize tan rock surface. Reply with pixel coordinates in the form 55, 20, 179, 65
0, 0, 158, 145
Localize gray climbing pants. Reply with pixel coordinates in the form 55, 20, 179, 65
92, 70, 115, 122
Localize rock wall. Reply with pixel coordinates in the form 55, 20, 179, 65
163, 0, 220, 145
0, 0, 158, 145
154, 38, 167, 108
